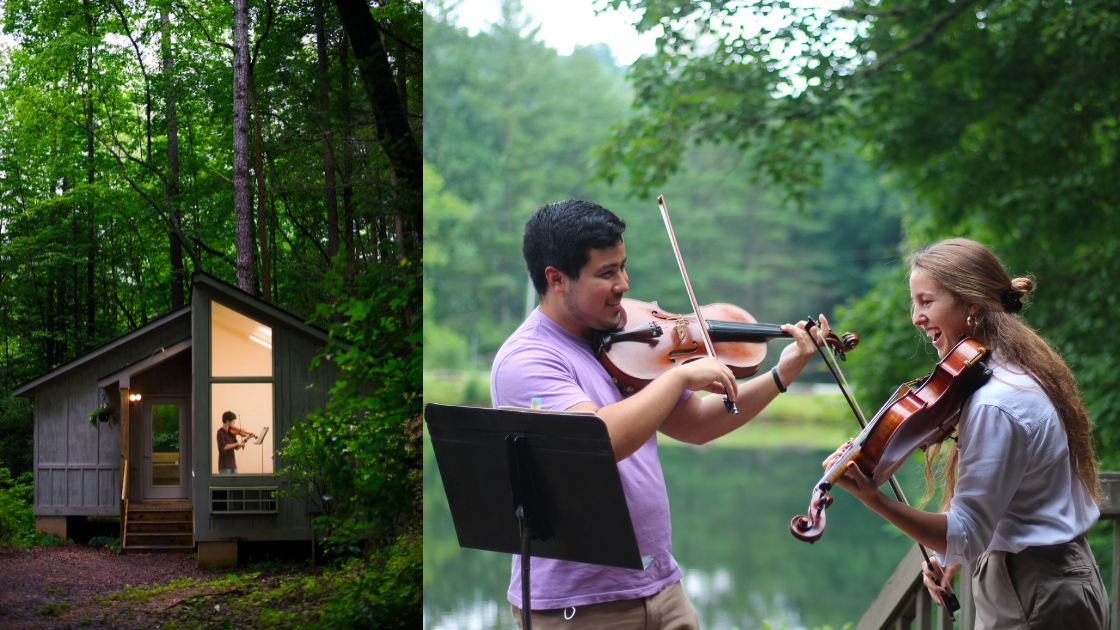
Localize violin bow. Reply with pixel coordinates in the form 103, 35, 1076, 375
805, 316, 960, 620
657, 195, 737, 414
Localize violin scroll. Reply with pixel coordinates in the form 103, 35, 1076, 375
790, 487, 834, 543
805, 316, 859, 361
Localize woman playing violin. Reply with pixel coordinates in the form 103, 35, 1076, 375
824, 238, 1107, 629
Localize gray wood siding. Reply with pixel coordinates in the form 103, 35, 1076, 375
33, 317, 191, 516
193, 285, 333, 542
38, 381, 67, 464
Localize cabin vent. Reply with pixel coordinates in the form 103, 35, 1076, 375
210, 487, 278, 514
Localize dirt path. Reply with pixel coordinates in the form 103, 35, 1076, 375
0, 546, 207, 628
0, 545, 317, 629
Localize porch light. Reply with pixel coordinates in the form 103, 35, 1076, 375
249, 334, 273, 350
129, 393, 142, 402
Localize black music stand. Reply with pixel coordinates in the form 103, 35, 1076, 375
424, 403, 650, 630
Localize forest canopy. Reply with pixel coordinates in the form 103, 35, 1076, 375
597, 0, 1120, 466
0, 0, 422, 487
424, 3, 908, 384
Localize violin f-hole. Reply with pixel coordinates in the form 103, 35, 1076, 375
668, 343, 699, 363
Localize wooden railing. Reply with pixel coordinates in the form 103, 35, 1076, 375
120, 457, 129, 550
858, 472, 1120, 630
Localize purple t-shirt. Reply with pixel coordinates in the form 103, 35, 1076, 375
490, 309, 686, 609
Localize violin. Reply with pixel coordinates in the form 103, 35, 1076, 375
791, 336, 990, 541
593, 298, 859, 394
789, 334, 991, 620
228, 426, 259, 441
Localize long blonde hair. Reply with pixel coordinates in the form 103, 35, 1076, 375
910, 238, 1101, 510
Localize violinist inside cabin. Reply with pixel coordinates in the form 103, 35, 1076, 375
822, 238, 1108, 630
489, 198, 824, 629
217, 410, 247, 474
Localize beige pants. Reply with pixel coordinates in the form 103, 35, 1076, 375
510, 581, 700, 630
973, 535, 1108, 630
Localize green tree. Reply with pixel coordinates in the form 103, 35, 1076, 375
424, 3, 908, 376
598, 0, 1120, 463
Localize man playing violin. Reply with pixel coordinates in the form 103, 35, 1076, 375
491, 199, 821, 629
823, 238, 1107, 630
217, 411, 247, 474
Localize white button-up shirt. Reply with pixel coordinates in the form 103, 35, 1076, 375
939, 357, 1099, 567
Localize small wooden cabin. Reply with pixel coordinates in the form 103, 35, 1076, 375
12, 272, 333, 567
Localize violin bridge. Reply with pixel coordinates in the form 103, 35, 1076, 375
674, 317, 687, 344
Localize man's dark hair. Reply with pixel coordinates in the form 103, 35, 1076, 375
222, 411, 236, 424
522, 200, 626, 296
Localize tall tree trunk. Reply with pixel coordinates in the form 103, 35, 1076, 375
47, 276, 57, 366
248, 73, 271, 302
316, 0, 339, 260
339, 32, 354, 259
163, 4, 185, 309
232, 0, 255, 293
332, 0, 420, 246
85, 6, 97, 341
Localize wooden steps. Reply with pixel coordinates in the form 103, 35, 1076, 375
123, 501, 195, 554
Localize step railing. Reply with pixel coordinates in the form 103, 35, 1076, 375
120, 457, 129, 551
857, 472, 1120, 630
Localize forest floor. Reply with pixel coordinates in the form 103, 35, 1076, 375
0, 545, 325, 629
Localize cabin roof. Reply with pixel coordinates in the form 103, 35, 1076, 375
13, 272, 331, 398
97, 337, 192, 389
11, 307, 191, 398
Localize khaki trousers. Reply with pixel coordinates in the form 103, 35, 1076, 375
973, 535, 1108, 630
510, 581, 700, 630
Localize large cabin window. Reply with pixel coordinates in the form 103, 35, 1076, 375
212, 302, 272, 377
211, 301, 274, 475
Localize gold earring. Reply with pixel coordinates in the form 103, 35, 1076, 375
966, 314, 975, 328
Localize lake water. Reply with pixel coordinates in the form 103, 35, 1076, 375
424, 443, 926, 630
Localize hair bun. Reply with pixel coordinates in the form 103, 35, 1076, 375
1010, 277, 1034, 294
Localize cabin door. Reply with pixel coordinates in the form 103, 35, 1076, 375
142, 397, 190, 500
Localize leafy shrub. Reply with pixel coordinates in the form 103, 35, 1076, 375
88, 536, 120, 548
277, 255, 421, 558
308, 532, 421, 630
0, 467, 35, 548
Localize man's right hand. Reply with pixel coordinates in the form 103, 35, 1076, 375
674, 356, 737, 403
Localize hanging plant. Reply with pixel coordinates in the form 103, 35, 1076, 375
89, 403, 118, 428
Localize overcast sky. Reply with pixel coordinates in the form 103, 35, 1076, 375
446, 0, 660, 65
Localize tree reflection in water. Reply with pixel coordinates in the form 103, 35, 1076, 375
424, 445, 922, 630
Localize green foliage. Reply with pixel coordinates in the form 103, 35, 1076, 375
0, 466, 70, 548
277, 252, 421, 556
36, 600, 70, 616
424, 7, 907, 377
88, 403, 118, 428
87, 535, 120, 549
0, 0, 421, 483
0, 397, 33, 477
422, 371, 492, 409
308, 533, 421, 630
152, 429, 180, 452
597, 0, 1120, 470
0, 467, 35, 549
